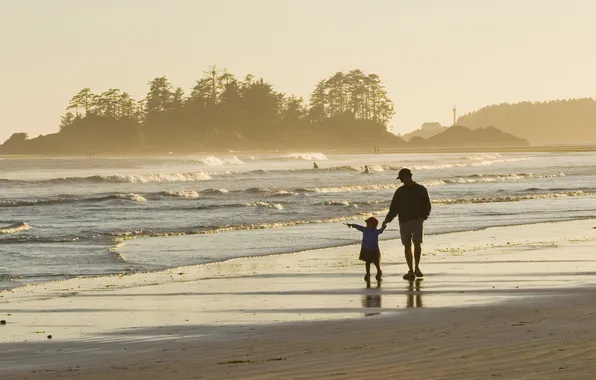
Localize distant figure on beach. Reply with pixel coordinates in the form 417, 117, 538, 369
383, 168, 431, 280
313, 162, 319, 169
346, 217, 386, 282
362, 165, 370, 174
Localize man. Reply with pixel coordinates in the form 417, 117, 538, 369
383, 168, 431, 280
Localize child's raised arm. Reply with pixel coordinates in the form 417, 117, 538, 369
378, 224, 387, 234
347, 224, 365, 232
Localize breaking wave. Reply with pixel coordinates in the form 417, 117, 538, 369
248, 201, 284, 210
444, 172, 565, 184
296, 184, 397, 193
0, 235, 80, 244
433, 191, 595, 205
0, 193, 147, 207
1, 172, 214, 185
158, 190, 200, 198
203, 188, 229, 194
109, 210, 388, 239
110, 193, 147, 202
0, 222, 31, 234
280, 152, 328, 161
86, 172, 213, 183
187, 156, 245, 166
413, 156, 534, 170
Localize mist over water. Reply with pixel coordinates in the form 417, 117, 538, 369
1, 151, 596, 289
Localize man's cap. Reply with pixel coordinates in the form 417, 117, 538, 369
397, 168, 412, 179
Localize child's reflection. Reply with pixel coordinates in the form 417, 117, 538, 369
361, 281, 382, 315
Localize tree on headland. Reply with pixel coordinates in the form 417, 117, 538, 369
2, 67, 403, 153
309, 69, 395, 126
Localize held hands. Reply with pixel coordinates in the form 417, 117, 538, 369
382, 220, 388, 228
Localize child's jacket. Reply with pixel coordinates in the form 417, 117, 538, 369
352, 225, 386, 250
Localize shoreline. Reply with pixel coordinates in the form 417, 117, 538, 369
1, 144, 596, 158
3, 216, 595, 293
2, 219, 596, 378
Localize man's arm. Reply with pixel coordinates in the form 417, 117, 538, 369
421, 186, 431, 219
384, 190, 400, 224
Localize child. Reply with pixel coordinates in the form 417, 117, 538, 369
347, 217, 386, 282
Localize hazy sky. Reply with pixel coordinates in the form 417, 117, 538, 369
1, 0, 596, 142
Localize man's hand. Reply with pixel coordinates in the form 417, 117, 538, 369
382, 220, 388, 228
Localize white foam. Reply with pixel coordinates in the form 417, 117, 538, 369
460, 153, 503, 161
114, 193, 147, 202
298, 184, 397, 193
189, 156, 245, 166
249, 201, 284, 210
159, 190, 200, 198
102, 172, 212, 183
444, 172, 565, 184
433, 191, 594, 205
0, 222, 31, 234
283, 152, 328, 161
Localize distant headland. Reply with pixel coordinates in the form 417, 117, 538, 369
13, 66, 596, 155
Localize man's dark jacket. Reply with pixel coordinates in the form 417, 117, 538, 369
385, 183, 431, 223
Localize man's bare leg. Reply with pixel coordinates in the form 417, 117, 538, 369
414, 242, 423, 277
403, 243, 414, 279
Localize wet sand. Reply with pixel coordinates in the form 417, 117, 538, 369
1, 219, 596, 379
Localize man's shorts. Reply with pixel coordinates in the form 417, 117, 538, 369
399, 218, 424, 245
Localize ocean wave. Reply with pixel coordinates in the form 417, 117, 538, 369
433, 191, 594, 205
444, 172, 565, 184
0, 198, 70, 207
0, 222, 31, 234
246, 187, 278, 194
0, 235, 79, 244
319, 200, 355, 207
0, 193, 147, 208
267, 190, 299, 197
459, 153, 503, 161
90, 172, 213, 183
203, 188, 229, 194
282, 152, 328, 161
158, 190, 200, 198
248, 201, 284, 210
1, 172, 214, 185
109, 209, 388, 239
296, 184, 397, 193
187, 156, 245, 166
412, 157, 534, 170
318, 200, 386, 207
110, 193, 147, 202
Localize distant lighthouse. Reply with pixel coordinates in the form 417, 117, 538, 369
452, 106, 456, 126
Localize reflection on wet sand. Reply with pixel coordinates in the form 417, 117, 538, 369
362, 281, 382, 316
407, 279, 423, 308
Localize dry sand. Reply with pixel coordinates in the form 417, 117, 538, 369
2, 219, 596, 379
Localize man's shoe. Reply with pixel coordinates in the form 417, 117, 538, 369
414, 268, 424, 278
403, 271, 415, 280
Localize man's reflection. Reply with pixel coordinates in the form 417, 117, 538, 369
361, 281, 382, 315
406, 278, 423, 308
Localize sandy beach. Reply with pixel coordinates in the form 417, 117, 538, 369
2, 219, 596, 379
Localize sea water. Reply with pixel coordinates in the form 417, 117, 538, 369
1, 151, 595, 289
